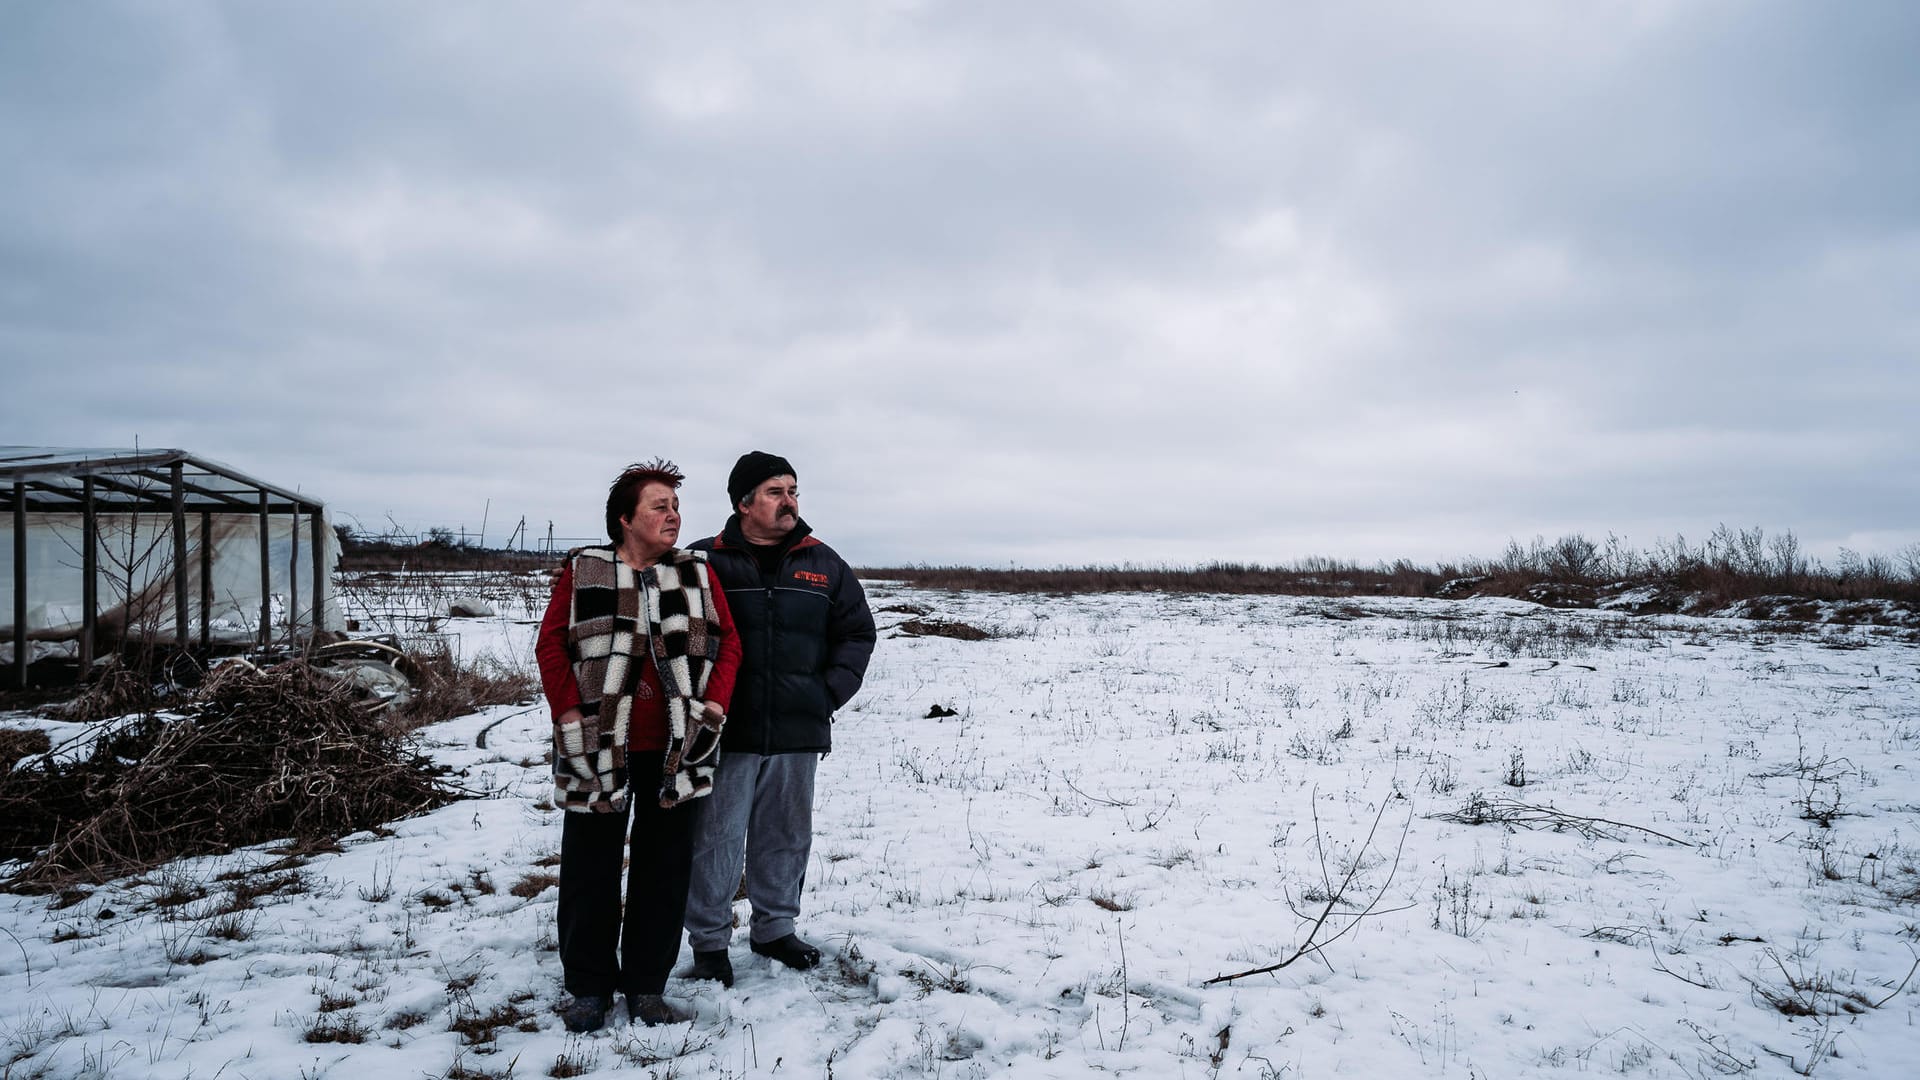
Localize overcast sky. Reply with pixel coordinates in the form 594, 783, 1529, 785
3, 1, 1915, 567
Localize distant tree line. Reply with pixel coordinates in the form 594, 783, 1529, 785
862, 526, 1920, 617
331, 522, 1920, 616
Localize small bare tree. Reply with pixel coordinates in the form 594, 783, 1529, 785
1205, 792, 1413, 985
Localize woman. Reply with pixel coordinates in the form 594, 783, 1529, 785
535, 459, 741, 1031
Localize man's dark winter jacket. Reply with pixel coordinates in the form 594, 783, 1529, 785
689, 515, 875, 755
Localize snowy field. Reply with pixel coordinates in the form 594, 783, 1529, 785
4, 578, 1920, 1078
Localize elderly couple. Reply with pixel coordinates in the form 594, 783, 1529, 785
534, 451, 876, 1032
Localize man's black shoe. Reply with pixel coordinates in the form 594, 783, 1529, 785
751, 934, 822, 970
684, 948, 735, 988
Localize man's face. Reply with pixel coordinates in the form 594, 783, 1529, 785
740, 474, 798, 539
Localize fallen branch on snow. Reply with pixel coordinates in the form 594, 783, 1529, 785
1428, 792, 1694, 847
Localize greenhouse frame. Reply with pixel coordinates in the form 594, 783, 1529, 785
1, 447, 338, 689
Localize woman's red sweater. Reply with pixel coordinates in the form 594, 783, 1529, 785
536, 562, 741, 752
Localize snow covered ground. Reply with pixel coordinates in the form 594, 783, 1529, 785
4, 579, 1920, 1078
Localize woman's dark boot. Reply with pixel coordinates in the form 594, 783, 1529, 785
629, 994, 691, 1026
561, 994, 611, 1033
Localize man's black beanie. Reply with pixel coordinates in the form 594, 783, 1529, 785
728, 451, 796, 510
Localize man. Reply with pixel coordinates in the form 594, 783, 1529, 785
682, 451, 876, 985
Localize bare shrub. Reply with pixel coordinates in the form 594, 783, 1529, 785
1549, 534, 1600, 579
1432, 869, 1490, 940
46, 659, 166, 725
393, 653, 538, 733
1206, 793, 1412, 985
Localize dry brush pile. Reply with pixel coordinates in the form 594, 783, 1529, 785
0, 661, 467, 891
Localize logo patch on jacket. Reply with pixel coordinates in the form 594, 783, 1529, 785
793, 570, 829, 587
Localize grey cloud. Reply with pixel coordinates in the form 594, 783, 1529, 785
3, 1, 1916, 567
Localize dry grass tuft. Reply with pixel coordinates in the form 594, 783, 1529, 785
391, 653, 537, 733
510, 871, 560, 898
303, 1013, 372, 1044
449, 1002, 534, 1045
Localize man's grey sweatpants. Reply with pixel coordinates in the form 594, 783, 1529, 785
685, 750, 818, 951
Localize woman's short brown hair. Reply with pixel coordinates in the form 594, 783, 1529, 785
604, 459, 685, 543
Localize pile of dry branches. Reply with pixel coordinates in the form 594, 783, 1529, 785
1, 661, 466, 891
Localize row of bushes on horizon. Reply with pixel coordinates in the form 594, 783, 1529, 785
861, 526, 1920, 608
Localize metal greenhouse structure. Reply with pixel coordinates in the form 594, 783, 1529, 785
1, 447, 341, 688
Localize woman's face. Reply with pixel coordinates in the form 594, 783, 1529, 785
621, 481, 681, 556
